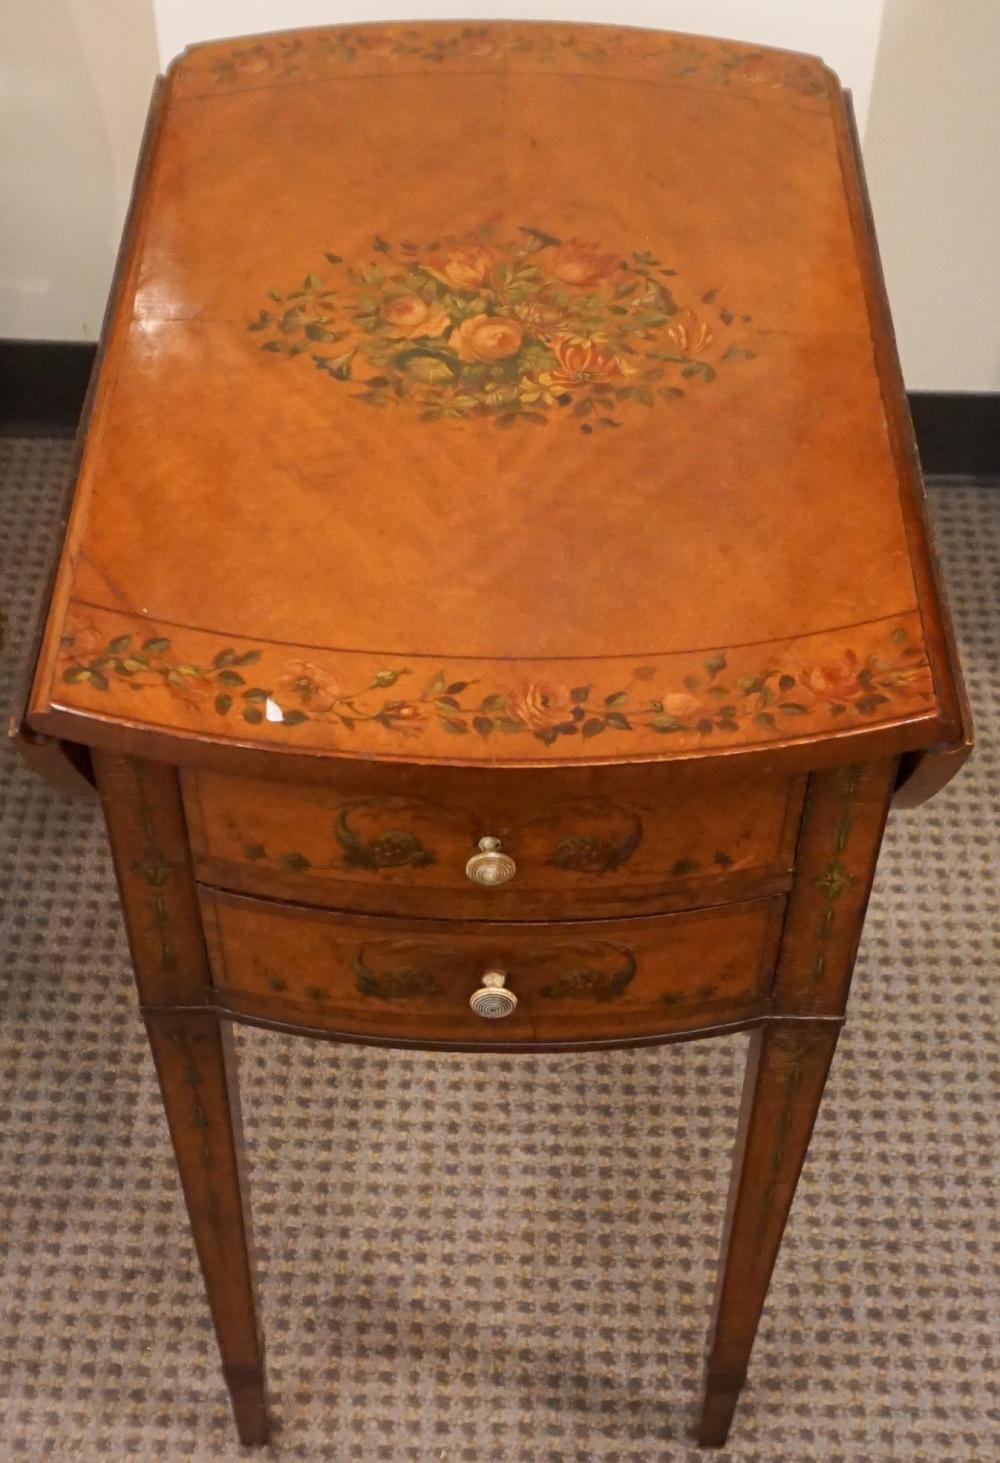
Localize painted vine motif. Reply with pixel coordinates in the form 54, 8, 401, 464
58, 622, 935, 748
248, 228, 754, 432
241, 797, 437, 875
661, 981, 724, 1008
198, 25, 827, 102
127, 756, 179, 977
808, 766, 862, 992
544, 802, 643, 873
352, 953, 441, 1001
334, 801, 436, 869
539, 949, 637, 1002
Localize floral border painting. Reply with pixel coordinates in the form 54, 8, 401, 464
248, 227, 755, 432
56, 608, 936, 759
177, 23, 829, 107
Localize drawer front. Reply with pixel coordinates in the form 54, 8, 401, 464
184, 764, 803, 920
198, 889, 784, 1046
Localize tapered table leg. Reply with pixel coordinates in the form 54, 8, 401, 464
145, 1010, 269, 1445
697, 1020, 840, 1446
93, 752, 270, 1444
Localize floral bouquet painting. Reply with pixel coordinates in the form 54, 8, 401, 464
248, 226, 756, 432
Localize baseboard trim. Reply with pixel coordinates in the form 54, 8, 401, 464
2, 340, 997, 481
0, 340, 98, 438
907, 392, 999, 485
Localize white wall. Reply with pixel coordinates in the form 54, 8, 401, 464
864, 0, 1000, 392
0, 1, 159, 341
151, 1, 886, 128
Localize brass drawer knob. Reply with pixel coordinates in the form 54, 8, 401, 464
470, 970, 518, 1019
465, 835, 516, 887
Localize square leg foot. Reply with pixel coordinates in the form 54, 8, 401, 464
696, 1366, 746, 1448
224, 1361, 271, 1446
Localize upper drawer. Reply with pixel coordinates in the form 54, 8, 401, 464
183, 763, 804, 919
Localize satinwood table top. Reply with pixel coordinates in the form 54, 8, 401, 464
29, 21, 965, 770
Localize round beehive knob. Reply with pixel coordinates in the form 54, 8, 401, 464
469, 970, 518, 1019
464, 836, 516, 887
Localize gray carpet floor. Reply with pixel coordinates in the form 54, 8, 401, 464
1, 435, 997, 1461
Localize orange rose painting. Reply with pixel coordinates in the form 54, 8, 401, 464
248, 227, 756, 431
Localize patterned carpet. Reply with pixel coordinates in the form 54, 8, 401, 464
0, 435, 997, 1462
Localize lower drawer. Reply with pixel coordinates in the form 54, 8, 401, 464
198, 888, 785, 1047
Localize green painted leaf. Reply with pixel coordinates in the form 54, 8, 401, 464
243, 706, 264, 725
109, 634, 132, 653
244, 844, 266, 861
142, 637, 170, 653
402, 353, 457, 385
281, 709, 308, 726
582, 718, 606, 739
217, 670, 245, 686
778, 702, 808, 715
518, 225, 561, 250
214, 693, 233, 715
472, 715, 494, 738
854, 694, 890, 714
281, 851, 312, 871
604, 691, 628, 708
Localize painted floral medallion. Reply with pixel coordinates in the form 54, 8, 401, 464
248, 229, 755, 432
